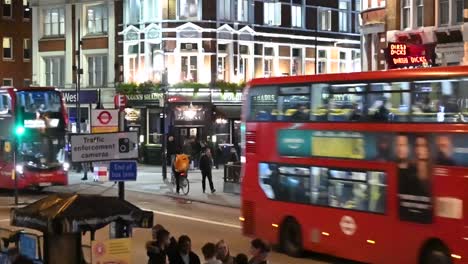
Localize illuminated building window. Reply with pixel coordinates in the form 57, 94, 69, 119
23, 38, 31, 61
317, 50, 327, 74
318, 8, 331, 31
87, 4, 108, 34
2, 37, 12, 60
339, 51, 348, 73
264, 58, 273, 77
44, 57, 65, 87
291, 5, 302, 28
144, 0, 160, 22
181, 55, 197, 82
439, 0, 449, 25
401, 0, 411, 29
43, 8, 65, 37
218, 0, 233, 21
264, 2, 281, 26
179, 0, 198, 19
162, 0, 176, 19
339, 0, 350, 32
217, 57, 226, 81
88, 55, 108, 87
126, 0, 141, 24
237, 0, 248, 21
2, 78, 12, 86
352, 50, 361, 72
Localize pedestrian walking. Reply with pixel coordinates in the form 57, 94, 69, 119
233, 254, 248, 264
248, 239, 270, 264
200, 148, 215, 194
202, 243, 222, 264
216, 240, 234, 264
146, 228, 171, 264
168, 235, 201, 264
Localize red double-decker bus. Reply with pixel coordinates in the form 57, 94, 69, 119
240, 66, 468, 264
0, 86, 69, 189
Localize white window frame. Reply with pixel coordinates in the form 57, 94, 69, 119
86, 4, 108, 35
180, 55, 198, 81
44, 57, 65, 87
317, 49, 328, 74
264, 2, 281, 26
264, 58, 273, 77
237, 0, 248, 22
455, 0, 464, 24
439, 0, 450, 26
43, 8, 65, 37
2, 78, 13, 87
291, 5, 302, 28
2, 0, 12, 18
217, 56, 226, 81
339, 0, 350, 32
352, 50, 361, 72
125, 0, 142, 24
319, 8, 331, 31
401, 0, 411, 29
2, 37, 12, 60
23, 38, 30, 61
143, 0, 160, 22
179, 0, 199, 20
87, 55, 108, 87
416, 0, 424, 27
218, 0, 232, 21
339, 50, 348, 73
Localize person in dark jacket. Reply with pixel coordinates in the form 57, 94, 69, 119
234, 254, 248, 264
168, 235, 201, 264
147, 228, 171, 264
248, 239, 270, 264
199, 148, 215, 193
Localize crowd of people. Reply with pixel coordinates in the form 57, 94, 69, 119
146, 224, 270, 264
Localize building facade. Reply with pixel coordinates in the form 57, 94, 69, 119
361, 0, 468, 71
30, 0, 118, 130
0, 0, 32, 87
118, 0, 362, 154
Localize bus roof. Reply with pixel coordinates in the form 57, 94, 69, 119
0, 86, 58, 92
247, 66, 468, 88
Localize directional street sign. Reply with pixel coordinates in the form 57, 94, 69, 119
70, 132, 139, 163
109, 161, 137, 181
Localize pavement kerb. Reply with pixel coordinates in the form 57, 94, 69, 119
79, 182, 242, 209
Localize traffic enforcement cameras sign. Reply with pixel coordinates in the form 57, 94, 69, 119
70, 132, 139, 162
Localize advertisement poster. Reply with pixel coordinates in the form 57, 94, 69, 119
92, 238, 132, 264
278, 129, 468, 224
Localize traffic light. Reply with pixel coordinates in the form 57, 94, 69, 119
15, 125, 25, 137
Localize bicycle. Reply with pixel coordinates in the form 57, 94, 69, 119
171, 171, 190, 195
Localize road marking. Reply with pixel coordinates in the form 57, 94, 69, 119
141, 208, 241, 229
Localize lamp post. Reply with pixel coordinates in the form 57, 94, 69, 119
161, 69, 168, 181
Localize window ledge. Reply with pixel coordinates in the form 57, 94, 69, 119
2, 58, 14, 62
40, 36, 65, 41
83, 33, 109, 39
23, 59, 31, 62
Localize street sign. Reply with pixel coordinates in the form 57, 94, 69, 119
70, 132, 139, 162
109, 161, 137, 181
91, 109, 119, 133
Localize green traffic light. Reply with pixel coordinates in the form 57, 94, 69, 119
15, 126, 25, 136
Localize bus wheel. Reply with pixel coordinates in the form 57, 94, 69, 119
280, 218, 303, 257
421, 243, 452, 264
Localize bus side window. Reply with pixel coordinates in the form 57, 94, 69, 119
310, 84, 329, 121
328, 83, 365, 122
368, 82, 410, 122
248, 86, 278, 121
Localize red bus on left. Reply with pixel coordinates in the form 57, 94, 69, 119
0, 86, 69, 189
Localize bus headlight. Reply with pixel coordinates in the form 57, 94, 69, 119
63, 162, 70, 172
15, 164, 24, 175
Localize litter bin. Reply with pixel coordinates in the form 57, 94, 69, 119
223, 163, 242, 194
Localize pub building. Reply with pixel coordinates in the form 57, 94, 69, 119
123, 88, 242, 164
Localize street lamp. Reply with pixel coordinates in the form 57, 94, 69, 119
161, 69, 169, 181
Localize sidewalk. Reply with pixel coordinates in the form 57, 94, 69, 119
48, 164, 241, 208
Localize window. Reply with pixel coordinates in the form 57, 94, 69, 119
339, 0, 350, 32
181, 55, 197, 81
179, 0, 198, 19
87, 5, 108, 34
328, 83, 366, 121
278, 86, 310, 121
291, 5, 302, 28
2, 37, 12, 60
217, 56, 226, 80
23, 39, 30, 60
0, 93, 11, 114
368, 82, 411, 122
162, 0, 176, 20
317, 50, 327, 74
401, 0, 411, 28
248, 86, 277, 121
258, 163, 387, 214
44, 57, 65, 87
237, 0, 248, 21
2, 79, 12, 86
264, 2, 281, 26
3, 0, 11, 18
218, 0, 232, 20
264, 58, 273, 77
23, 0, 31, 19
24, 79, 31, 87
144, 0, 159, 22
44, 8, 65, 37
416, 0, 424, 27
339, 51, 347, 72
456, 0, 464, 23
126, 0, 141, 23
319, 8, 331, 31
439, 0, 449, 25
88, 55, 107, 87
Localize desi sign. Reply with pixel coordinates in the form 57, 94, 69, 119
387, 42, 435, 69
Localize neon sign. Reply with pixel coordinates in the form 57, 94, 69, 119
387, 42, 435, 69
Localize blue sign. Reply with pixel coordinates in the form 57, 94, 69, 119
62, 90, 98, 104
19, 233, 37, 260
109, 161, 137, 181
